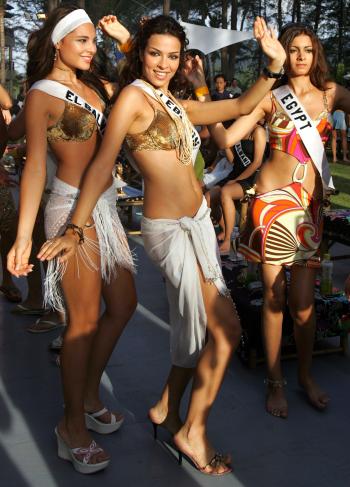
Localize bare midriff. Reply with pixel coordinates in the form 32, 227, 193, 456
255, 149, 323, 200
51, 134, 112, 193
132, 149, 203, 219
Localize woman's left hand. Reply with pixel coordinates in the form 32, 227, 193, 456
98, 15, 130, 45
183, 55, 206, 89
37, 234, 78, 264
254, 17, 286, 69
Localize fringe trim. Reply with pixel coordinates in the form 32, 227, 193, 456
43, 178, 135, 312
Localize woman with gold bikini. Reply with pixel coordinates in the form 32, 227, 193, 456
33, 15, 285, 475
209, 23, 350, 419
7, 7, 136, 474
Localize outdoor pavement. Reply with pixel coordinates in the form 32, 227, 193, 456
0, 230, 349, 487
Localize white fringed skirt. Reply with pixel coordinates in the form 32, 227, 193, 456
44, 177, 135, 311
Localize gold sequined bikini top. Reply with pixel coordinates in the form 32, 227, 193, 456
125, 97, 179, 151
47, 102, 98, 143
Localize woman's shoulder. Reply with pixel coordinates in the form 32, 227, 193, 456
118, 84, 148, 103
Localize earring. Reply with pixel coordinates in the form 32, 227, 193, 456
54, 50, 58, 61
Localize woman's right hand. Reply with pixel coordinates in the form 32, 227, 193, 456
98, 15, 130, 45
7, 237, 33, 277
254, 17, 286, 71
37, 234, 78, 264
183, 55, 206, 89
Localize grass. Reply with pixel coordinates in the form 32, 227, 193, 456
329, 162, 350, 209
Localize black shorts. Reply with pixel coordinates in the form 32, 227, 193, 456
218, 174, 255, 192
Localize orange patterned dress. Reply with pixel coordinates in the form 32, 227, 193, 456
239, 90, 332, 268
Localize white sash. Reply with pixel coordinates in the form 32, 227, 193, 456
29, 80, 107, 134
130, 79, 201, 164
234, 142, 251, 167
273, 85, 334, 190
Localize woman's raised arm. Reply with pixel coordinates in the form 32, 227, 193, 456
183, 17, 285, 125
208, 103, 266, 148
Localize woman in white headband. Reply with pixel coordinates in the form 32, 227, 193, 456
36, 15, 285, 475
7, 6, 136, 474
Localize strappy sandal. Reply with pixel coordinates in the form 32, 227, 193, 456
55, 427, 110, 474
176, 448, 232, 476
27, 317, 65, 333
265, 378, 288, 419
11, 304, 47, 315
85, 407, 124, 434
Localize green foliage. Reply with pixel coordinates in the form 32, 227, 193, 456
330, 163, 350, 210
5, 0, 350, 83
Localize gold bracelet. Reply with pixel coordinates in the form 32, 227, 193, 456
65, 223, 84, 245
194, 86, 209, 98
118, 38, 133, 54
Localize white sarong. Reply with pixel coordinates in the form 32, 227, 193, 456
141, 198, 229, 367
44, 177, 135, 311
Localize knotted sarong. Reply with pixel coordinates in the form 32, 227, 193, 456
141, 198, 229, 367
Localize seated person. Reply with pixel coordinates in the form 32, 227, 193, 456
205, 123, 267, 253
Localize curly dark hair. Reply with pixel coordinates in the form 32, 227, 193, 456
27, 5, 109, 103
118, 15, 188, 92
275, 23, 331, 90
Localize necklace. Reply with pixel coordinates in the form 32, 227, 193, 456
139, 79, 193, 166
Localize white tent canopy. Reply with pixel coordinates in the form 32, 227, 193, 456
181, 22, 254, 55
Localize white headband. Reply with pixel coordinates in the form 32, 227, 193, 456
51, 9, 93, 45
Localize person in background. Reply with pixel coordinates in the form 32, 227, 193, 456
211, 73, 234, 101
227, 77, 242, 97
331, 109, 349, 163
205, 123, 267, 254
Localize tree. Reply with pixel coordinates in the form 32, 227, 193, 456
163, 0, 170, 15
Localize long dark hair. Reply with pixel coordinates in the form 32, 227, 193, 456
275, 23, 330, 90
119, 15, 188, 92
27, 5, 109, 103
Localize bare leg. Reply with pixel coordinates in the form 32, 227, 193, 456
57, 225, 108, 463
220, 182, 243, 253
173, 266, 241, 474
148, 366, 194, 435
289, 265, 329, 410
84, 267, 137, 419
331, 129, 337, 162
341, 129, 349, 162
260, 264, 288, 418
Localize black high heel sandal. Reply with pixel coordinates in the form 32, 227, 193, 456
151, 421, 158, 440
175, 447, 232, 476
